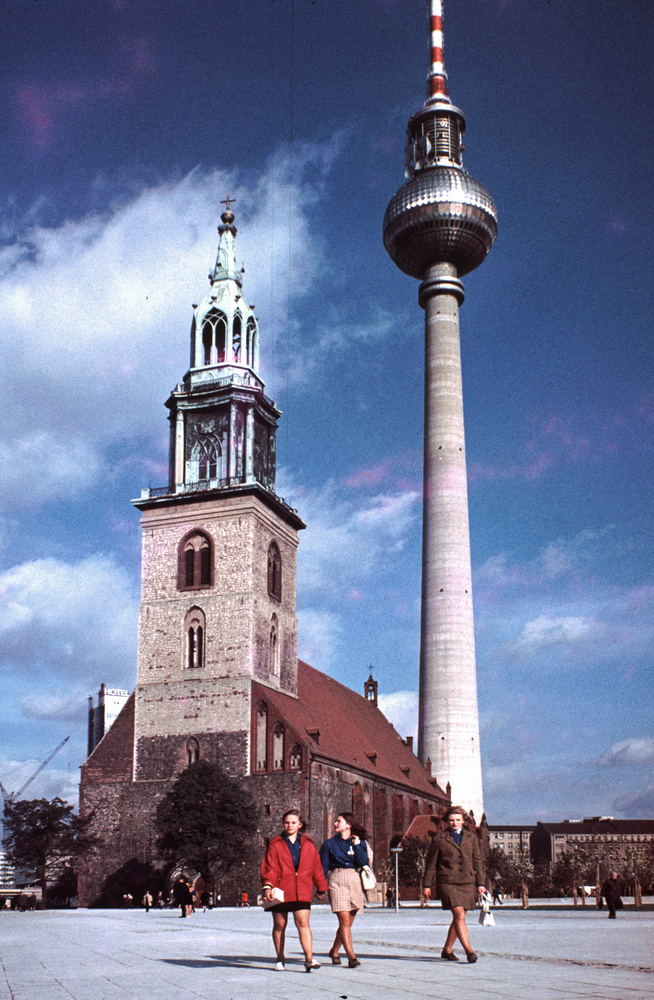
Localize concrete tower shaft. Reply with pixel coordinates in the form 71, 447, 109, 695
418, 262, 482, 817
383, 0, 496, 820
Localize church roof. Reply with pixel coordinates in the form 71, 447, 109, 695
402, 813, 441, 842
253, 661, 448, 801
81, 692, 135, 783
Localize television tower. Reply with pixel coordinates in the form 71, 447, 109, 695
383, 0, 497, 819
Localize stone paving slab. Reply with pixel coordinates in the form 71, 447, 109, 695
1, 905, 653, 1000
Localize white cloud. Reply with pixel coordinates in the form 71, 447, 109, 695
0, 555, 138, 682
292, 479, 419, 597
19, 691, 88, 721
0, 753, 79, 806
297, 609, 342, 668
507, 613, 599, 655
0, 142, 343, 506
377, 690, 418, 741
287, 305, 400, 385
0, 433, 102, 504
482, 761, 531, 797
475, 527, 617, 589
598, 738, 654, 767
614, 784, 654, 816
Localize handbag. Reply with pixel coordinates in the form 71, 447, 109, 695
359, 865, 377, 891
256, 887, 284, 910
478, 890, 495, 925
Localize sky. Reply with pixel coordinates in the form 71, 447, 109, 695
0, 0, 651, 825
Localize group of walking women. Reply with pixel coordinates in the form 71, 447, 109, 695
259, 804, 485, 971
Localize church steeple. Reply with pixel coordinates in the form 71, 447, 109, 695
189, 200, 260, 378
149, 202, 282, 501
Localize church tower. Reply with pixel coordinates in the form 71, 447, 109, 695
132, 203, 304, 781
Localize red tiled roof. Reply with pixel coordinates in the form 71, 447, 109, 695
253, 661, 448, 801
403, 814, 442, 842
80, 692, 135, 784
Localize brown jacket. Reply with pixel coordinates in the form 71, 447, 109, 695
422, 829, 484, 889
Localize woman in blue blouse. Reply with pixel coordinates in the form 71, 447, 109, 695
319, 813, 371, 968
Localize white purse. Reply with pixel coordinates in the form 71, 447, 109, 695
359, 865, 377, 891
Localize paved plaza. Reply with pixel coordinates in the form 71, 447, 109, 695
1, 903, 653, 1000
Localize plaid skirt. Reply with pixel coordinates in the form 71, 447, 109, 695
328, 867, 365, 913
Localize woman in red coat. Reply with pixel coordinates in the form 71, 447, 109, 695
260, 808, 328, 972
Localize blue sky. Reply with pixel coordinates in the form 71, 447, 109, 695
0, 0, 651, 824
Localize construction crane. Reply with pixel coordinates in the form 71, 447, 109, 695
0, 736, 70, 806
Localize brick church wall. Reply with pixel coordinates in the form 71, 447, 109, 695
135, 731, 247, 782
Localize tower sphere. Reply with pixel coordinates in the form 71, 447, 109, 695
383, 167, 497, 279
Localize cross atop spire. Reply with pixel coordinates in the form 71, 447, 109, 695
220, 194, 236, 226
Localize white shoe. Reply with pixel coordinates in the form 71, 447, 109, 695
274, 962, 285, 972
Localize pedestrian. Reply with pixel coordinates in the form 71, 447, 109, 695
320, 812, 372, 969
239, 890, 250, 908
492, 885, 503, 905
260, 808, 327, 972
601, 871, 624, 919
422, 806, 486, 963
143, 890, 153, 912
172, 877, 193, 918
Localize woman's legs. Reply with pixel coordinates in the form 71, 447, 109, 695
330, 910, 358, 961
292, 909, 314, 962
271, 911, 288, 962
443, 905, 473, 955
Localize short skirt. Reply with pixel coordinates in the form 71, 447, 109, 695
268, 901, 311, 914
438, 883, 476, 911
328, 867, 365, 913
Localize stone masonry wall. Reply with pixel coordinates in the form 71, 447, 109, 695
136, 493, 300, 750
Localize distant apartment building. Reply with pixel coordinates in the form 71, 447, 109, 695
532, 818, 654, 868
0, 851, 14, 887
487, 824, 535, 858
87, 684, 129, 756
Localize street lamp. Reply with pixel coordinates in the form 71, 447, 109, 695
595, 858, 601, 910
391, 846, 403, 914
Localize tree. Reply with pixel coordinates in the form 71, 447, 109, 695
397, 835, 429, 890
529, 858, 554, 898
510, 847, 534, 907
156, 759, 258, 888
3, 797, 94, 907
485, 846, 512, 892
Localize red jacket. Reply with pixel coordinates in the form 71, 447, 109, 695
260, 834, 328, 902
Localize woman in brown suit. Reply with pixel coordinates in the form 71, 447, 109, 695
422, 806, 485, 963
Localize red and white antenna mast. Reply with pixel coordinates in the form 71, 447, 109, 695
428, 0, 449, 101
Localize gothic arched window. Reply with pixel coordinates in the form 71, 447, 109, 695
201, 309, 227, 365
246, 318, 256, 367
289, 745, 302, 770
197, 438, 219, 481
232, 314, 242, 363
269, 614, 280, 676
256, 703, 268, 772
267, 542, 282, 601
273, 723, 285, 770
186, 737, 200, 767
179, 531, 213, 590
184, 607, 206, 669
